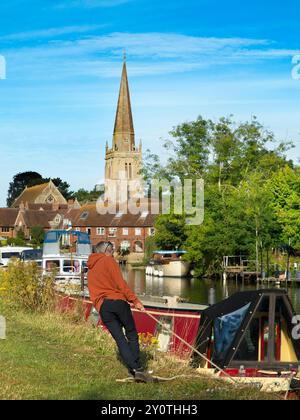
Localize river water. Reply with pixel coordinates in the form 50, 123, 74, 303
122, 267, 300, 314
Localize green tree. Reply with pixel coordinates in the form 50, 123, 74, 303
144, 116, 293, 276
30, 225, 45, 247
7, 172, 43, 207
268, 166, 300, 249
7, 229, 27, 246
154, 214, 187, 250
73, 187, 103, 203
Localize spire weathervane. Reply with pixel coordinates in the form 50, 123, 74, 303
123, 49, 126, 63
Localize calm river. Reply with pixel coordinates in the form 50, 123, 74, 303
121, 267, 300, 314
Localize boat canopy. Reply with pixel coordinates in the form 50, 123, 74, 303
192, 289, 300, 370
43, 230, 91, 256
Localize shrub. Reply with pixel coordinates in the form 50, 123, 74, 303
0, 260, 56, 313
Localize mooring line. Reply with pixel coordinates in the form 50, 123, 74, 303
144, 310, 238, 384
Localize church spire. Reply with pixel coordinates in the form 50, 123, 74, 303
113, 56, 135, 152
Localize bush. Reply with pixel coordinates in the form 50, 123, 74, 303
0, 260, 56, 313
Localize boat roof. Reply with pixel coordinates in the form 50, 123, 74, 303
193, 289, 300, 369
0, 246, 33, 252
140, 296, 207, 313
44, 230, 90, 244
153, 250, 187, 254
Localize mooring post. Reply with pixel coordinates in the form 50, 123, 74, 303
0, 315, 6, 340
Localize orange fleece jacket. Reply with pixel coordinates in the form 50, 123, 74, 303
87, 253, 141, 312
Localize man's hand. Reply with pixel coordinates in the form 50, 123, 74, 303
135, 302, 146, 312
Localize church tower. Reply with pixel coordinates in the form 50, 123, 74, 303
105, 56, 143, 203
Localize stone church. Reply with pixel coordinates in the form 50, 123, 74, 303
104, 59, 143, 203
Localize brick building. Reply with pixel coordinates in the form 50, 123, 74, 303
70, 203, 156, 256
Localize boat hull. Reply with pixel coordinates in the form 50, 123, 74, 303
57, 294, 204, 357
146, 261, 191, 278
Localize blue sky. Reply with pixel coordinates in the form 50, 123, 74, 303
0, 0, 299, 206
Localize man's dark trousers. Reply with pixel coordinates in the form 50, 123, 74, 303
100, 299, 141, 373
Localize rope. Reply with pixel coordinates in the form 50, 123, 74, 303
116, 374, 203, 383
144, 310, 238, 384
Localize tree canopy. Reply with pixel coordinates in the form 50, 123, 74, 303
144, 116, 296, 276
7, 171, 43, 207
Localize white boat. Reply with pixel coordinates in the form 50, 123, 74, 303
146, 251, 191, 278
0, 246, 33, 267
42, 230, 92, 291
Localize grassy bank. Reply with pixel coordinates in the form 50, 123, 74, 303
0, 305, 281, 401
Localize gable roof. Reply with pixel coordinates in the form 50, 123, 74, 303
12, 182, 50, 208
12, 181, 67, 208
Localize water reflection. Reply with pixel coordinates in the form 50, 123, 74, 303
121, 266, 300, 314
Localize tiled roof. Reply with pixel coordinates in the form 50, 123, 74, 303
26, 203, 69, 211
0, 208, 19, 226
23, 210, 63, 228
69, 202, 157, 227
12, 183, 51, 207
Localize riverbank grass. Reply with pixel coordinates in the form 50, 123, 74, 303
0, 306, 280, 400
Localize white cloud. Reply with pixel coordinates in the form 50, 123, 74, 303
0, 24, 107, 41
2, 32, 298, 81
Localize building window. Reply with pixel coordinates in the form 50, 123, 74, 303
80, 212, 89, 220
149, 228, 155, 236
1, 227, 10, 233
96, 228, 105, 236
47, 195, 54, 203
108, 228, 117, 237
135, 228, 142, 236
129, 163, 132, 179
86, 228, 91, 235
123, 228, 129, 236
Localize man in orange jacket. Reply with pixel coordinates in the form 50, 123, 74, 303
87, 241, 151, 382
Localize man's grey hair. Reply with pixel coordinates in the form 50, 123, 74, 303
95, 241, 113, 254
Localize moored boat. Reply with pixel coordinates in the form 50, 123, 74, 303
192, 289, 300, 393
42, 230, 91, 289
146, 250, 191, 278
58, 288, 300, 395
